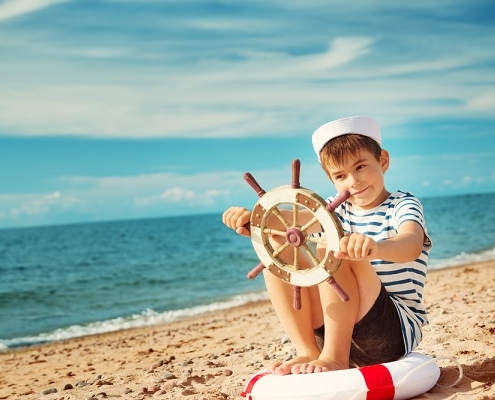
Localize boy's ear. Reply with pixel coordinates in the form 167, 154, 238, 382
380, 150, 390, 172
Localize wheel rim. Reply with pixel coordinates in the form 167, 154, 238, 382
250, 185, 343, 287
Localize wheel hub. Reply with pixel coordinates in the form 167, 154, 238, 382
285, 227, 305, 247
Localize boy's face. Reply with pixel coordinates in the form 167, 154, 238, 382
325, 149, 390, 210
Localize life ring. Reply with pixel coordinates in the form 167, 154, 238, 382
241, 352, 440, 400
243, 159, 351, 309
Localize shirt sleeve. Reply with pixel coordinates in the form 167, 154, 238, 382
393, 195, 432, 249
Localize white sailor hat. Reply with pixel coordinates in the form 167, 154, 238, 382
312, 116, 381, 161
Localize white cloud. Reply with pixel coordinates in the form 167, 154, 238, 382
231, 36, 375, 77
0, 0, 67, 22
204, 189, 229, 203
160, 187, 195, 203
468, 93, 495, 111
308, 37, 374, 71
58, 170, 245, 208
0, 191, 79, 220
134, 186, 230, 207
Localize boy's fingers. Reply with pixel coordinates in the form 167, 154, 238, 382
333, 250, 349, 259
222, 207, 236, 226
236, 226, 250, 236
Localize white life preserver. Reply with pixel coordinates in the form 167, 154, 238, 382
241, 352, 440, 400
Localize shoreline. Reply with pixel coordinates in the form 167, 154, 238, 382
0, 291, 271, 352
1, 260, 495, 399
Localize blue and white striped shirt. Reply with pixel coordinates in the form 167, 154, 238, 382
329, 190, 432, 354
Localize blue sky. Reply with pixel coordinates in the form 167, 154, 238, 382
0, 0, 494, 229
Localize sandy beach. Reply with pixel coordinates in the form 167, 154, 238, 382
1, 260, 494, 400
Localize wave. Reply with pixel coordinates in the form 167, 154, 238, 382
429, 247, 495, 270
0, 291, 269, 351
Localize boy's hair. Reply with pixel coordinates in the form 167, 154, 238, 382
319, 134, 382, 175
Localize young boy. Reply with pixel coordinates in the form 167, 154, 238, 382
222, 116, 432, 375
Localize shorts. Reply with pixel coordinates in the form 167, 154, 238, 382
314, 284, 406, 368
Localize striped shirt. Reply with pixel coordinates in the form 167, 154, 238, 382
329, 190, 432, 354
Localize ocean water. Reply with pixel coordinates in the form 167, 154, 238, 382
1, 192, 494, 350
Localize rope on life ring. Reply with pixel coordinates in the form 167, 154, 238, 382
433, 356, 464, 388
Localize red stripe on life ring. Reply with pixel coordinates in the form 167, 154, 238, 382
241, 371, 271, 398
359, 364, 395, 400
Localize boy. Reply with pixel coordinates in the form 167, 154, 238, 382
222, 116, 432, 375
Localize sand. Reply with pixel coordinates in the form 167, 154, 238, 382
1, 260, 494, 400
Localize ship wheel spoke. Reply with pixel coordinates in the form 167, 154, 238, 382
262, 228, 286, 237
300, 216, 320, 232
292, 203, 299, 227
307, 235, 326, 247
271, 206, 291, 229
293, 247, 300, 271
301, 243, 321, 268
272, 241, 290, 258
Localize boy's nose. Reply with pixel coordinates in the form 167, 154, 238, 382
348, 174, 360, 186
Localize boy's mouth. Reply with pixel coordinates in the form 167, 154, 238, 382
352, 187, 369, 196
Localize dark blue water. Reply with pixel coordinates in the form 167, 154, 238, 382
1, 192, 494, 349
422, 192, 495, 265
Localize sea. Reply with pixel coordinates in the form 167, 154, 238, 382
1, 192, 495, 351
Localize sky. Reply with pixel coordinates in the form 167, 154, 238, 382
0, 0, 494, 229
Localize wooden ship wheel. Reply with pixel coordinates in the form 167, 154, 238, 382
244, 159, 350, 310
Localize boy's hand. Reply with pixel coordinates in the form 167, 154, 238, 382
222, 207, 251, 237
334, 233, 377, 260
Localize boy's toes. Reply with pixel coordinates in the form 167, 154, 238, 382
270, 356, 314, 375
267, 361, 282, 374
298, 360, 332, 374
273, 363, 293, 375
313, 364, 329, 373
302, 363, 314, 373
291, 363, 306, 374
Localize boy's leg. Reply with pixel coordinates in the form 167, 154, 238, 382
264, 236, 381, 374
299, 259, 381, 373
263, 269, 323, 375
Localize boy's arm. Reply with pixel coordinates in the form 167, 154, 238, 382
335, 221, 425, 263
374, 221, 425, 263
